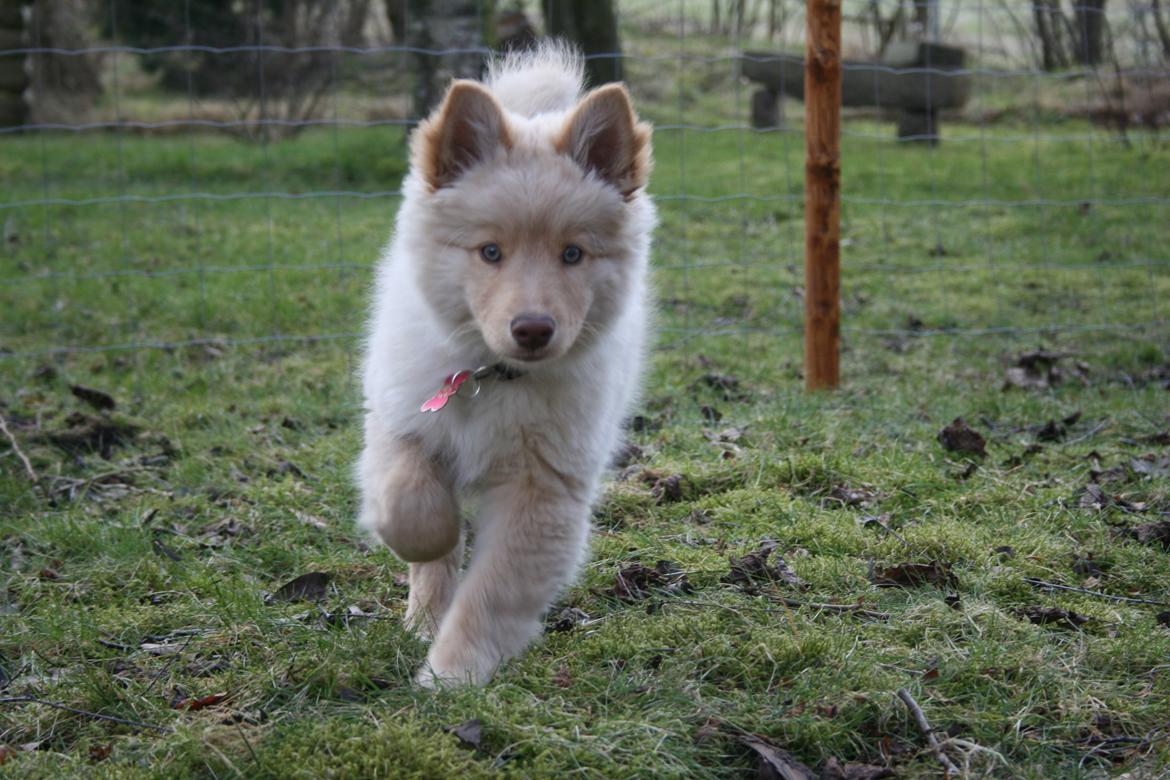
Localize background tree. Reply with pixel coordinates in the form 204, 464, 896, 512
1072, 0, 1107, 65
108, 0, 371, 139
405, 0, 495, 118
543, 0, 621, 86
19, 0, 103, 124
1031, 0, 1109, 70
0, 0, 27, 126
1032, 0, 1070, 70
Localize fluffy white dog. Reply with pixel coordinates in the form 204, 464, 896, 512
356, 43, 656, 686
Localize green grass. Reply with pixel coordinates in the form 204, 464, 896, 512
3, 74, 1170, 778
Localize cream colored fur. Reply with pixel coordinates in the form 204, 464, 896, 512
356, 44, 656, 686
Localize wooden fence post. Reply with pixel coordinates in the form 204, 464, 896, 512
804, 0, 841, 390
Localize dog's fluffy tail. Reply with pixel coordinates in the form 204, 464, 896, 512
486, 40, 584, 117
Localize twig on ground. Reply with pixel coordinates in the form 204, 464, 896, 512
0, 413, 39, 485
672, 597, 889, 622
1077, 725, 1169, 769
897, 687, 961, 776
47, 465, 171, 502
0, 695, 173, 733
670, 599, 755, 621
772, 597, 890, 620
139, 633, 196, 702
1065, 420, 1109, 446
948, 737, 1008, 772
1024, 577, 1169, 607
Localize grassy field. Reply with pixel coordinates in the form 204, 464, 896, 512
3, 45, 1170, 779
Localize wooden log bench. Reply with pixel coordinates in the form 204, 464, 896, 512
740, 41, 971, 144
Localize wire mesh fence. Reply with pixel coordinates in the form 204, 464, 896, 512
0, 0, 1167, 372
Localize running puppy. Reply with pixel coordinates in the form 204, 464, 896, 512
357, 43, 655, 686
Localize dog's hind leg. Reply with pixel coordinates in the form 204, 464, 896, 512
405, 533, 463, 640
417, 470, 592, 687
357, 420, 460, 563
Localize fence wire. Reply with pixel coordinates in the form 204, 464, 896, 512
0, 0, 1167, 364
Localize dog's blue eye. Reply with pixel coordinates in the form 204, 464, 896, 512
561, 245, 583, 265
480, 243, 502, 263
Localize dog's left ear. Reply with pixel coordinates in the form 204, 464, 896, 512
557, 84, 651, 198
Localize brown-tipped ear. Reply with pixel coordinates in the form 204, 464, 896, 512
413, 80, 511, 190
557, 84, 652, 198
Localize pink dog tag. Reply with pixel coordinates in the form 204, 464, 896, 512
420, 370, 473, 413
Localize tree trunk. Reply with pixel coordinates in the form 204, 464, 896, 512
407, 0, 494, 118
1071, 0, 1106, 65
1033, 0, 1069, 70
1153, 0, 1170, 59
543, 0, 622, 86
385, 0, 406, 42
869, 0, 905, 60
26, 0, 104, 123
0, 0, 27, 126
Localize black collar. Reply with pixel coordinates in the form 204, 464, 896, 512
474, 363, 524, 382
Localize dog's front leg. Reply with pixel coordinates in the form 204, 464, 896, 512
417, 473, 591, 686
405, 535, 463, 640
357, 421, 460, 564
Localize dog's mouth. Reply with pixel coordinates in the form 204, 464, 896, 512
497, 342, 567, 367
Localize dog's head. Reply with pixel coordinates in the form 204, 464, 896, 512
405, 79, 652, 366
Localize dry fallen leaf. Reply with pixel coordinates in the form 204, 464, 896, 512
173, 692, 227, 711
151, 538, 182, 562
41, 412, 140, 459
826, 484, 878, 508
723, 541, 806, 590
1089, 463, 1129, 484
70, 384, 116, 412
611, 441, 644, 468
88, 744, 113, 762
606, 561, 692, 601
445, 719, 483, 750
871, 561, 957, 589
1071, 554, 1108, 577
737, 734, 816, 780
1130, 454, 1170, 478
651, 474, 685, 504
937, 418, 986, 457
549, 606, 591, 632
1015, 605, 1089, 630
820, 757, 894, 780
1122, 521, 1170, 550
699, 373, 748, 402
269, 572, 331, 603
293, 509, 329, 529
1003, 350, 1088, 391
693, 717, 723, 745
1080, 484, 1146, 513
1035, 419, 1066, 442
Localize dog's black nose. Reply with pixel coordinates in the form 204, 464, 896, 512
510, 315, 555, 350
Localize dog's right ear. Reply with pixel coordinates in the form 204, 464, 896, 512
414, 80, 512, 190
